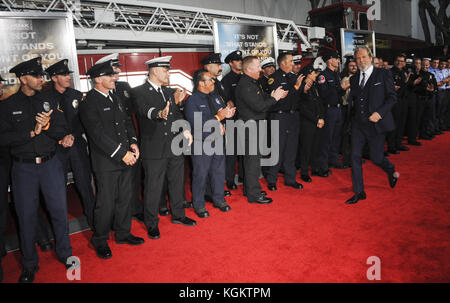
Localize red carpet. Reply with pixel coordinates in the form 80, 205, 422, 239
2, 134, 450, 283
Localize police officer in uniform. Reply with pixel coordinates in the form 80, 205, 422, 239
95, 53, 145, 221
79, 60, 145, 260
132, 56, 196, 240
0, 57, 73, 282
265, 52, 305, 191
316, 51, 350, 175
434, 58, 450, 131
43, 59, 96, 229
221, 50, 242, 191
0, 75, 9, 282
259, 57, 276, 95
298, 65, 325, 182
184, 70, 234, 218
417, 58, 438, 140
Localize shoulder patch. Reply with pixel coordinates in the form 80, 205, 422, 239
268, 78, 274, 85
318, 75, 326, 84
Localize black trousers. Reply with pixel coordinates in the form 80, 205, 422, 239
265, 112, 300, 185
240, 125, 263, 201
91, 168, 133, 247
406, 92, 420, 142
340, 105, 352, 167
419, 96, 433, 137
57, 139, 95, 228
130, 159, 144, 216
225, 125, 243, 183
351, 121, 395, 194
387, 94, 408, 150
415, 95, 428, 138
0, 151, 11, 257
299, 119, 322, 176
318, 106, 342, 168
11, 156, 72, 269
142, 157, 186, 230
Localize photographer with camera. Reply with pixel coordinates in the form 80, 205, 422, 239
405, 57, 425, 146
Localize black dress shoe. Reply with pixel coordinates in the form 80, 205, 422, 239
159, 208, 170, 216
18, 266, 39, 283
388, 149, 399, 154
226, 181, 237, 190
194, 208, 210, 218
249, 195, 273, 204
172, 216, 197, 226
95, 245, 112, 259
133, 213, 144, 222
116, 234, 145, 245
58, 256, 75, 269
38, 241, 53, 252
267, 183, 277, 191
224, 190, 231, 197
285, 182, 303, 189
213, 202, 231, 212
243, 191, 267, 197
148, 226, 161, 239
388, 171, 399, 188
345, 192, 367, 204
397, 145, 410, 151
408, 140, 422, 146
184, 201, 193, 208
301, 175, 312, 182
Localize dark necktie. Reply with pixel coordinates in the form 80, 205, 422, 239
360, 72, 366, 89
157, 87, 167, 103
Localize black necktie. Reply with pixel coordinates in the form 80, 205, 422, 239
158, 87, 167, 103
360, 72, 366, 89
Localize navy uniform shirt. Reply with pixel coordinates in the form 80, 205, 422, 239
390, 66, 408, 98
221, 70, 241, 104
0, 89, 67, 159
267, 68, 301, 112
258, 75, 272, 95
317, 67, 346, 106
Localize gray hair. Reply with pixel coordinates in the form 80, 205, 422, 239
354, 45, 374, 58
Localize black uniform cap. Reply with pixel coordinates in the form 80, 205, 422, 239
86, 60, 118, 79
45, 59, 73, 77
201, 53, 223, 65
224, 50, 243, 64
9, 57, 46, 77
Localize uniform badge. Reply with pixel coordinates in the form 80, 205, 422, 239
118, 102, 124, 112
215, 98, 221, 105
149, 87, 153, 91
318, 75, 326, 84
268, 78, 274, 85
43, 101, 50, 112
124, 90, 130, 98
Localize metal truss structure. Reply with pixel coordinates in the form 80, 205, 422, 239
0, 0, 324, 50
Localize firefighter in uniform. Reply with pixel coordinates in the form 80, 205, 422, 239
79, 60, 145, 260
132, 56, 196, 240
43, 59, 96, 230
0, 57, 73, 282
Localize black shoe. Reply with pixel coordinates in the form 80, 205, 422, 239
285, 182, 303, 189
418, 135, 432, 140
226, 181, 237, 190
38, 241, 53, 252
224, 190, 231, 197
384, 151, 390, 157
243, 191, 267, 197
159, 208, 169, 216
94, 245, 112, 259
184, 200, 193, 208
172, 216, 197, 226
345, 192, 367, 204
301, 175, 312, 182
133, 213, 144, 222
148, 226, 161, 239
388, 149, 399, 154
312, 169, 331, 177
389, 171, 399, 188
213, 202, 231, 212
408, 140, 422, 146
194, 208, 210, 218
267, 183, 277, 191
397, 145, 410, 151
116, 234, 145, 245
18, 266, 39, 283
249, 195, 273, 204
58, 256, 75, 269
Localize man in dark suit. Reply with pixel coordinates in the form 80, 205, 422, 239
79, 60, 145, 259
132, 56, 196, 240
346, 46, 399, 204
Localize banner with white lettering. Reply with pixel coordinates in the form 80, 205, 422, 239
0, 12, 80, 99
213, 20, 278, 75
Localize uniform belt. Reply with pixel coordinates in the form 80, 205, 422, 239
276, 110, 297, 114
327, 104, 341, 108
13, 152, 55, 164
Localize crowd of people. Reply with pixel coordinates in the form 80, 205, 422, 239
0, 46, 449, 283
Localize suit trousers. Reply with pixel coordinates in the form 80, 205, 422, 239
142, 157, 186, 230
351, 120, 395, 194
318, 106, 342, 168
299, 119, 322, 176
91, 168, 133, 247
0, 152, 11, 256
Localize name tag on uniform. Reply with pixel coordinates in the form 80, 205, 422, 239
12, 111, 22, 115
280, 82, 287, 85
200, 105, 206, 108
103, 107, 111, 111
328, 80, 334, 82
232, 83, 237, 86
374, 82, 382, 86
